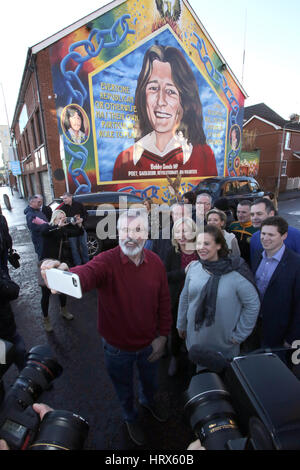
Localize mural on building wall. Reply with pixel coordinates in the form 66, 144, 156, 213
239, 150, 260, 177
50, 0, 245, 202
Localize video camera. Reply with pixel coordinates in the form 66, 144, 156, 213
0, 340, 89, 450
183, 347, 300, 450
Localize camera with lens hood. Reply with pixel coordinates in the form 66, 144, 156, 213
183, 347, 300, 450
0, 340, 89, 450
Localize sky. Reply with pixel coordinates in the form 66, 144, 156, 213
0, 0, 299, 128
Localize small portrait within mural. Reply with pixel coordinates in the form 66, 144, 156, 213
113, 44, 218, 181
229, 124, 241, 151
61, 105, 90, 145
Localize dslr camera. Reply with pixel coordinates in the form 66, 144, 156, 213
183, 347, 300, 450
0, 340, 89, 450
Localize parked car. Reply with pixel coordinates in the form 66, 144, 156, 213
53, 191, 144, 258
193, 176, 264, 208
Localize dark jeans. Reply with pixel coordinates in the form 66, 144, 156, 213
102, 339, 158, 422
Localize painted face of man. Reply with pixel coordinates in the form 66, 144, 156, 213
69, 111, 82, 133
145, 59, 183, 137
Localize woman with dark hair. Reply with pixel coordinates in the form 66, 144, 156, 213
64, 106, 86, 144
113, 44, 217, 181
177, 225, 260, 365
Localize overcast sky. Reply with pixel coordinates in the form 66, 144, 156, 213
0, 0, 299, 128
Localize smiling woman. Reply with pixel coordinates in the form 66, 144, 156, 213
113, 44, 217, 181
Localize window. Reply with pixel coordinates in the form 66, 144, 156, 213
284, 132, 291, 150
237, 181, 250, 194
31, 119, 37, 149
223, 181, 237, 196
281, 160, 287, 176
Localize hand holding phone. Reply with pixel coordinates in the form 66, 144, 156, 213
45, 268, 82, 298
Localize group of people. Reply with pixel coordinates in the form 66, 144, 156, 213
38, 189, 300, 447
2, 186, 300, 449
24, 192, 90, 331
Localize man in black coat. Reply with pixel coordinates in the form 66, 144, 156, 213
252, 216, 300, 350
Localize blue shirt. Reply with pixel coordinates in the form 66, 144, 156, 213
255, 244, 286, 298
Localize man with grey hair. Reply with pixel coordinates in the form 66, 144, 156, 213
195, 192, 212, 229
40, 208, 172, 446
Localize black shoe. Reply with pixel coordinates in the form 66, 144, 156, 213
140, 401, 169, 423
125, 420, 146, 446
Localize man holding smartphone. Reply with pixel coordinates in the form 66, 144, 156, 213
41, 208, 172, 447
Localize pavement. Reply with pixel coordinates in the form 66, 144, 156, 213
0, 186, 194, 451
278, 189, 300, 201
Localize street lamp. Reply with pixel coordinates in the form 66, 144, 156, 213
276, 114, 300, 198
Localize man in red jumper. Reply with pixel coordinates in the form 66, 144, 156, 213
41, 209, 172, 446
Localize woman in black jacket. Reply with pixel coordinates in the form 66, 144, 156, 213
36, 209, 84, 332
164, 216, 198, 376
0, 268, 26, 371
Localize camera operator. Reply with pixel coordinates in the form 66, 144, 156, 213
0, 403, 52, 450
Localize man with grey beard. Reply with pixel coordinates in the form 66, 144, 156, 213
40, 209, 172, 447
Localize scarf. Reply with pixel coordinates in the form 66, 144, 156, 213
194, 256, 257, 330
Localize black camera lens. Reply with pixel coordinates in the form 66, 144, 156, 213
29, 410, 89, 450
183, 372, 242, 450
11, 345, 63, 404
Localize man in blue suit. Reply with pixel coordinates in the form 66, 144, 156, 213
252, 216, 300, 349
250, 197, 300, 267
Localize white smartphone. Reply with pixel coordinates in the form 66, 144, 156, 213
45, 268, 82, 299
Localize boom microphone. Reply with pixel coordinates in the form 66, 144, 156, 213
188, 346, 230, 374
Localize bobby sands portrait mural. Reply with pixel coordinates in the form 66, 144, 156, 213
49, 0, 245, 200
112, 44, 217, 181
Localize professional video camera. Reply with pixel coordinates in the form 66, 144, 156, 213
183, 347, 300, 450
0, 339, 89, 450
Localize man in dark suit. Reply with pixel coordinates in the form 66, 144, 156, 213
252, 216, 300, 349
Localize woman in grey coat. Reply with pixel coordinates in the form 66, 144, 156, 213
177, 225, 260, 363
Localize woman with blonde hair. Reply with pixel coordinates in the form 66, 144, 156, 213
164, 217, 198, 376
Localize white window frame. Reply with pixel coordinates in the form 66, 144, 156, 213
281, 159, 287, 176
284, 131, 291, 150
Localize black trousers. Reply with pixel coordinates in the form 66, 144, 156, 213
41, 286, 67, 317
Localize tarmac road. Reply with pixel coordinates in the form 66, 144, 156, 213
0, 187, 194, 451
